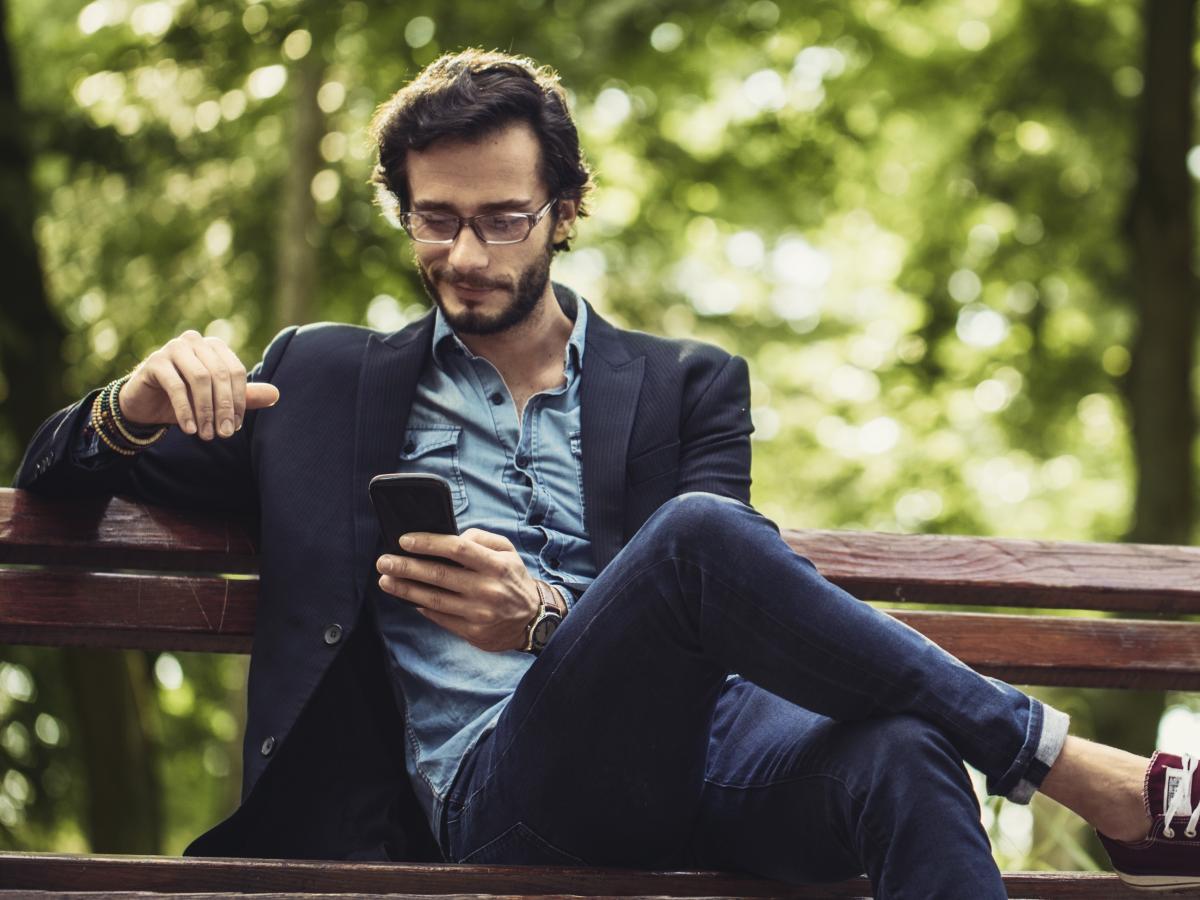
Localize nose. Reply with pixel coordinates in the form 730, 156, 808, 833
446, 222, 490, 272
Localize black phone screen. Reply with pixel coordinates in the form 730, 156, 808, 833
369, 473, 460, 561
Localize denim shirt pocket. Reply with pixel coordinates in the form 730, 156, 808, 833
400, 426, 469, 515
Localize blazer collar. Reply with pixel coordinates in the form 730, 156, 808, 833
351, 311, 435, 595
579, 303, 644, 571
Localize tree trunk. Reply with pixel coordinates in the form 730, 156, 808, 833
1, 0, 162, 853
1079, 0, 1198, 872
273, 49, 326, 329
62, 649, 163, 852
0, 0, 67, 469
1124, 0, 1197, 546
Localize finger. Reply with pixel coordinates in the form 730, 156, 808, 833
400, 532, 505, 575
378, 575, 473, 617
192, 339, 237, 438
145, 358, 199, 434
380, 553, 470, 595
166, 341, 217, 439
208, 338, 248, 431
461, 528, 517, 553
245, 383, 280, 410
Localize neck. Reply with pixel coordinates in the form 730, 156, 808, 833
457, 286, 574, 383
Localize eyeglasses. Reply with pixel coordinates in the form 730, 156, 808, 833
399, 198, 558, 245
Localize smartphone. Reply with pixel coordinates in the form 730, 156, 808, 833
368, 473, 460, 564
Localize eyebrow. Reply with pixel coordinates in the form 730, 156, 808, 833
412, 198, 535, 213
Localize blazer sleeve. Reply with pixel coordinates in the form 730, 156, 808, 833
674, 353, 753, 504
13, 326, 299, 514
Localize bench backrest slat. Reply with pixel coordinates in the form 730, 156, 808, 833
0, 570, 254, 653
785, 528, 1200, 614
0, 490, 258, 573
4, 489, 1200, 689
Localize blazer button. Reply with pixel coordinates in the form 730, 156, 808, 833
260, 736, 276, 756
323, 624, 343, 645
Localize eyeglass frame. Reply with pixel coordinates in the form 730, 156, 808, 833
399, 197, 559, 246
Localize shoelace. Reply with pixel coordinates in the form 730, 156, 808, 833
1163, 754, 1200, 839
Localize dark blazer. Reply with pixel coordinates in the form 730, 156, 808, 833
15, 288, 752, 861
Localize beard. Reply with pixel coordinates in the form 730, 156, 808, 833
416, 237, 553, 336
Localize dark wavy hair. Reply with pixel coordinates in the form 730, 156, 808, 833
369, 49, 594, 252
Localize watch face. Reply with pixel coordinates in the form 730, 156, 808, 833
532, 614, 560, 648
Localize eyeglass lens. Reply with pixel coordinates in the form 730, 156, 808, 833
408, 212, 532, 244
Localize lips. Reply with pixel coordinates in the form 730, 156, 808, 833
448, 281, 506, 300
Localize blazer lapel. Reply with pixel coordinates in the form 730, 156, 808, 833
352, 313, 435, 596
580, 307, 645, 571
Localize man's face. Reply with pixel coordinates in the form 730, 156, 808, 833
405, 123, 575, 336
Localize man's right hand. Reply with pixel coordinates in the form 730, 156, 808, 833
118, 330, 280, 440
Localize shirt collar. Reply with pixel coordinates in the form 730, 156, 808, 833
430, 282, 588, 376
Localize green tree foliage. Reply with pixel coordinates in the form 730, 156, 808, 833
1, 0, 1195, 871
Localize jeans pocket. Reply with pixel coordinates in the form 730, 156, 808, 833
458, 820, 586, 866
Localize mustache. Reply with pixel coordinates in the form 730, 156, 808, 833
431, 267, 512, 292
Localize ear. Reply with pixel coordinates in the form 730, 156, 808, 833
552, 198, 579, 244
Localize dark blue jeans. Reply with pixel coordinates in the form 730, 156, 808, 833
441, 493, 1066, 899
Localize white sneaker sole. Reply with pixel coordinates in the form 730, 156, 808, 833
1118, 871, 1200, 890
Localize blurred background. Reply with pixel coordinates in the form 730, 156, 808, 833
0, 0, 1197, 874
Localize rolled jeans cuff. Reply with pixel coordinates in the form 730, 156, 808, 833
1005, 701, 1070, 804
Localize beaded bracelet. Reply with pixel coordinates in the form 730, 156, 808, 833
89, 392, 136, 456
104, 375, 167, 447
89, 375, 167, 456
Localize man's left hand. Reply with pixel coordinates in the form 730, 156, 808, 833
375, 528, 542, 652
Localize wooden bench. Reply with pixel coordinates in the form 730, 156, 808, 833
3, 485, 1198, 898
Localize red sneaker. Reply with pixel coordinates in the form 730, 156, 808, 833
1098, 751, 1200, 890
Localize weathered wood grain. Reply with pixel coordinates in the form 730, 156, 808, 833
0, 490, 258, 572
4, 572, 1200, 687
0, 570, 255, 652
888, 610, 1200, 690
0, 852, 1152, 898
6, 490, 1200, 614
785, 528, 1200, 614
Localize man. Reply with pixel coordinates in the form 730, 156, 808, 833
15, 48, 1199, 895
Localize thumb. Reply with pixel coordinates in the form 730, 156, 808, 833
245, 383, 280, 409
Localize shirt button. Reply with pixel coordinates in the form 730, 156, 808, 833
260, 736, 276, 756
323, 624, 343, 645
490, 392, 504, 405
516, 454, 531, 468
549, 557, 561, 569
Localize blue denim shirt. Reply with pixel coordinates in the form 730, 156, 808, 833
373, 293, 595, 840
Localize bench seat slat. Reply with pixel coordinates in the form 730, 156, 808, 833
0, 852, 1155, 898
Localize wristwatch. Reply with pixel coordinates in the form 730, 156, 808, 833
521, 581, 564, 654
